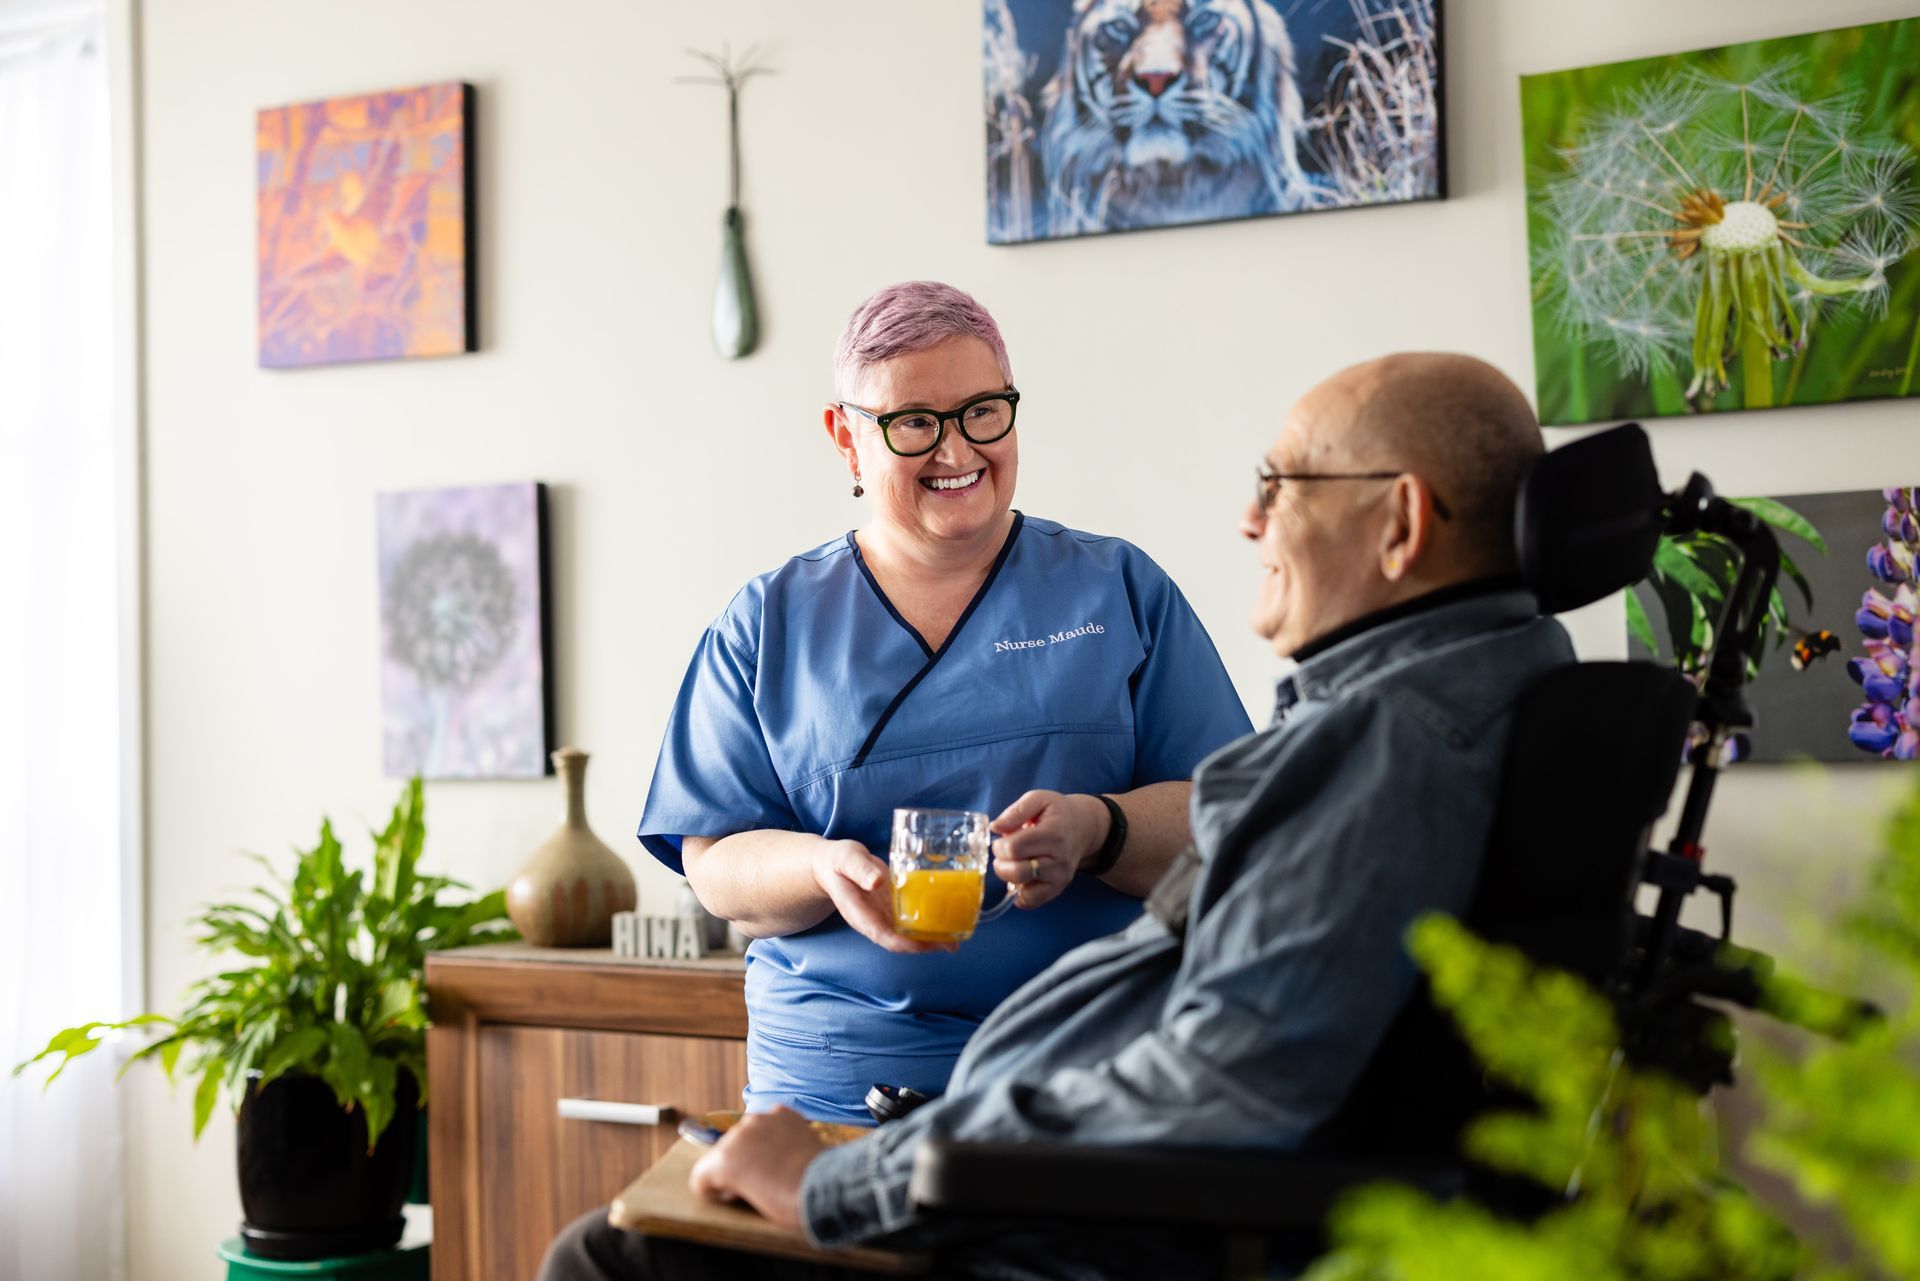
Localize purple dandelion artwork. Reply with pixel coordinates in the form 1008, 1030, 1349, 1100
376, 482, 553, 779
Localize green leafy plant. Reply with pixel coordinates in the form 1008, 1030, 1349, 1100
1304, 915, 1800, 1281
1744, 777, 1920, 1277
1305, 771, 1920, 1281
12, 778, 513, 1145
1627, 497, 1826, 677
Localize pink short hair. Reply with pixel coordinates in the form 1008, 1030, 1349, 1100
832, 281, 1014, 400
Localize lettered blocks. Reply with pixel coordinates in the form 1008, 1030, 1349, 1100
611, 910, 709, 960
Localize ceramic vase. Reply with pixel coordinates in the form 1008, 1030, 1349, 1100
507, 748, 636, 947
712, 206, 758, 359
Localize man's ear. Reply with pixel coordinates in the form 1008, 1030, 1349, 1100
1379, 475, 1433, 582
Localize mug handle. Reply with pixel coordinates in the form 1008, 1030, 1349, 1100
977, 876, 1018, 923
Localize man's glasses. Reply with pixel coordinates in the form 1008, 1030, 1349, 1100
1254, 462, 1453, 520
840, 390, 1020, 458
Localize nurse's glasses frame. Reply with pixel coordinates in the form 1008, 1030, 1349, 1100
1254, 462, 1453, 520
837, 389, 1021, 458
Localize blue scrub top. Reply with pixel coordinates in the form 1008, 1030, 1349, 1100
639, 513, 1253, 1123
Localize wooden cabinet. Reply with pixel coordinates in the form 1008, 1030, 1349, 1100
426, 944, 748, 1281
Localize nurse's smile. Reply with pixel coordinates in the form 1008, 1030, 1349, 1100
921, 469, 983, 491
832, 335, 1020, 552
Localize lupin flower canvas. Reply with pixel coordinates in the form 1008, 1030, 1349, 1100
1522, 20, 1920, 425
1846, 486, 1920, 761
1628, 485, 1919, 764
258, 81, 475, 368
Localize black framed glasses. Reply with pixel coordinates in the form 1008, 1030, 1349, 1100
840, 389, 1020, 458
1255, 462, 1452, 520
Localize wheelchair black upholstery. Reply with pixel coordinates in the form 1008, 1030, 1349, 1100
908, 424, 1702, 1243
1314, 660, 1694, 1174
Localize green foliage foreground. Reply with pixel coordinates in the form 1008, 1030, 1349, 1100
1747, 778, 1920, 1279
13, 778, 515, 1145
1307, 777, 1920, 1281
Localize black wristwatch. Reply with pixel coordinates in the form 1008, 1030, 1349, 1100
1086, 794, 1128, 877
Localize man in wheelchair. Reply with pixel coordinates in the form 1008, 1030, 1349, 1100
540, 352, 1583, 1280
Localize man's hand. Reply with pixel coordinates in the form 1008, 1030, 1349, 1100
688, 1108, 826, 1230
811, 840, 953, 954
990, 790, 1110, 910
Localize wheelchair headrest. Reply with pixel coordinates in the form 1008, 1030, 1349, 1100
1515, 423, 1665, 615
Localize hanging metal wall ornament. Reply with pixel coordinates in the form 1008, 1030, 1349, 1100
681, 45, 770, 360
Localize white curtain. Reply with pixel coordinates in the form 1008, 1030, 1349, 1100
0, 4, 127, 1280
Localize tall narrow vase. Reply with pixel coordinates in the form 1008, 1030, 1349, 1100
713, 206, 758, 359
507, 748, 636, 947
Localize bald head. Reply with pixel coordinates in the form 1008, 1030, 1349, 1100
1306, 353, 1543, 573
1246, 354, 1544, 656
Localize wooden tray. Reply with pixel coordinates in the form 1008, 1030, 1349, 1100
609, 1138, 927, 1275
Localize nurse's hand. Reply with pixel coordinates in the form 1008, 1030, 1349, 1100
811, 839, 955, 954
990, 790, 1108, 911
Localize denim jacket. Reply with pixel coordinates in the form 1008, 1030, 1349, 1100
801, 587, 1574, 1271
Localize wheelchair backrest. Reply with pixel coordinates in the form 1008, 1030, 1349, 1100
1309, 659, 1693, 1165
1309, 422, 1696, 1167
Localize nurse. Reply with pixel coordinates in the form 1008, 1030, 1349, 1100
639, 281, 1252, 1125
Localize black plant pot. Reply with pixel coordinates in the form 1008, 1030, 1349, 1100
235, 1068, 420, 1261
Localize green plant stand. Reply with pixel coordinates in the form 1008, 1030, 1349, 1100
216, 1239, 428, 1281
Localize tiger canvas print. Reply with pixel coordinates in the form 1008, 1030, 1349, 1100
984, 0, 1444, 244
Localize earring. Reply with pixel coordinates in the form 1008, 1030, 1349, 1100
852, 478, 864, 498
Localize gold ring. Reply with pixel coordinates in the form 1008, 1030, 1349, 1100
1029, 858, 1040, 884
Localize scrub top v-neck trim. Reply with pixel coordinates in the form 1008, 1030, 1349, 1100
846, 512, 1027, 769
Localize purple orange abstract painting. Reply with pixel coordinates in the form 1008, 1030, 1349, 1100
377, 483, 552, 780
258, 81, 475, 368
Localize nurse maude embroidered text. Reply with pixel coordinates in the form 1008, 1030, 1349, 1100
994, 621, 1105, 653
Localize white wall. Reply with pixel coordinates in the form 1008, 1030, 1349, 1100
130, 0, 1919, 1273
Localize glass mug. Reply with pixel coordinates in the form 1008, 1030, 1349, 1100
888, 808, 1015, 943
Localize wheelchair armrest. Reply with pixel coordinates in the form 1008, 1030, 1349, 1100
908, 1139, 1464, 1230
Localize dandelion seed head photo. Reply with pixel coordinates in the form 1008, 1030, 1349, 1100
1522, 19, 1920, 425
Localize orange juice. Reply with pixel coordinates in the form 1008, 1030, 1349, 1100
893, 868, 985, 941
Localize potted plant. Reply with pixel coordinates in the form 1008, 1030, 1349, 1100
13, 777, 514, 1260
